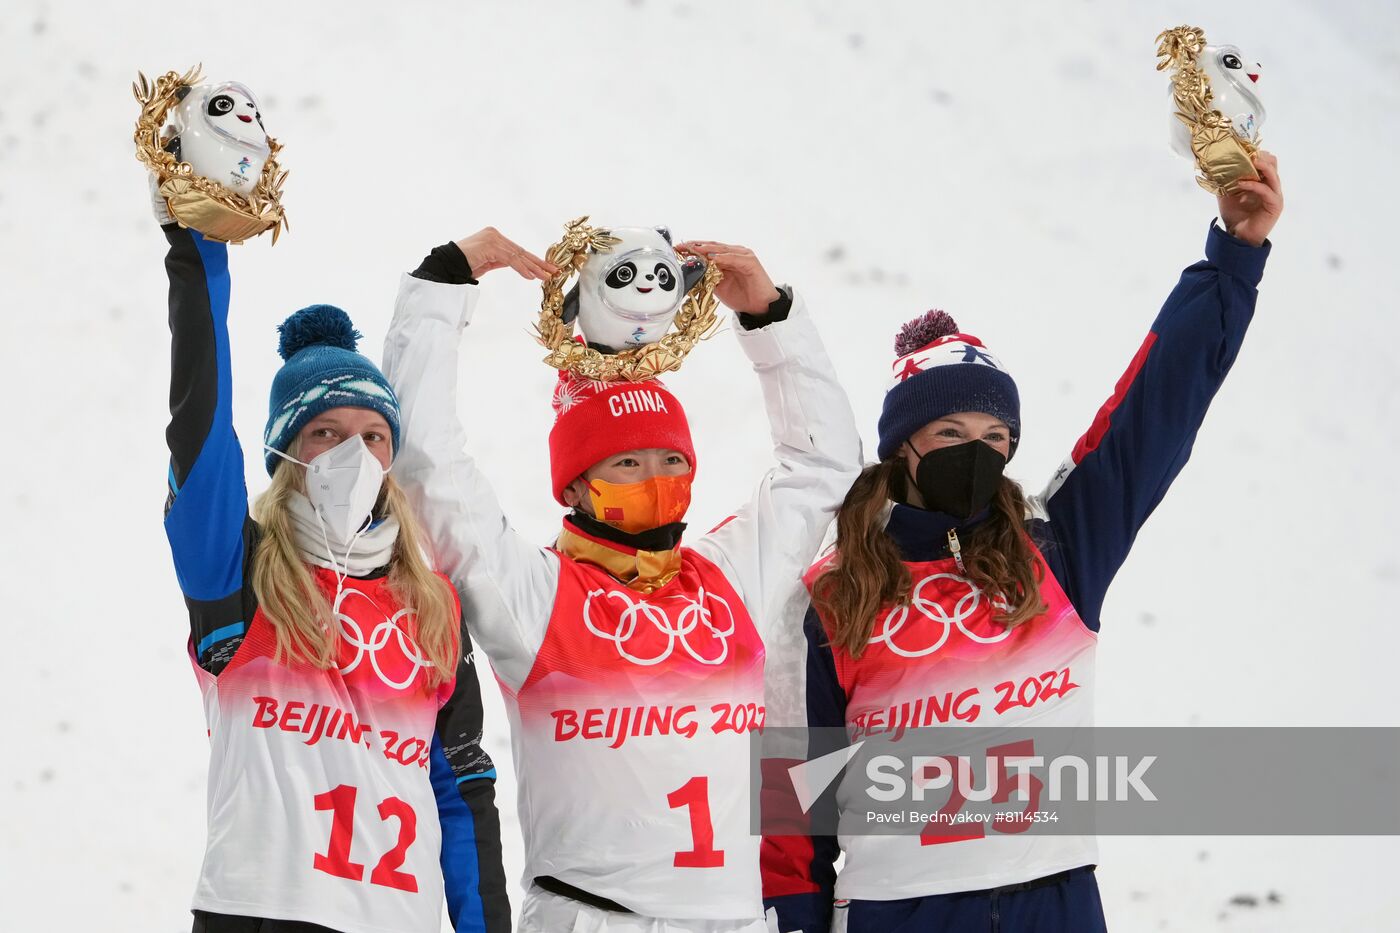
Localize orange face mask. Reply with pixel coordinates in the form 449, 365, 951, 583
586, 474, 693, 534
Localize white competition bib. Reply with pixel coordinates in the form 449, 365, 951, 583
190, 571, 453, 933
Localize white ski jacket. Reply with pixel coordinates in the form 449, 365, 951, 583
382, 271, 861, 921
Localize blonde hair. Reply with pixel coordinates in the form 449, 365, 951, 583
250, 440, 459, 686
812, 461, 1049, 658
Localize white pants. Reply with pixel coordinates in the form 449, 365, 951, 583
518, 884, 777, 933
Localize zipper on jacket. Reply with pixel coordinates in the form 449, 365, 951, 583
947, 528, 966, 574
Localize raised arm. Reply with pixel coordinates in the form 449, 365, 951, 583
161, 222, 257, 674
381, 232, 561, 691
679, 242, 864, 635
1037, 158, 1280, 629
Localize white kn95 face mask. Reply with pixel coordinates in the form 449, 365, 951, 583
265, 434, 386, 544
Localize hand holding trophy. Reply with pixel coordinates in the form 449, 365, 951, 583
133, 65, 287, 244
536, 218, 724, 382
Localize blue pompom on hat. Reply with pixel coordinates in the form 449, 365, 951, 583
263, 304, 400, 475
876, 309, 1021, 461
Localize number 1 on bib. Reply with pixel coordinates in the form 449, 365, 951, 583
668, 775, 725, 868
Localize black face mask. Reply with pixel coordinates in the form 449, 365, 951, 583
904, 439, 1007, 520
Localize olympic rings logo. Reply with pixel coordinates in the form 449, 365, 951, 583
334, 586, 433, 690
582, 587, 737, 666
868, 573, 1012, 658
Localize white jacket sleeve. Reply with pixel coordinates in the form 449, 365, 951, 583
690, 291, 863, 643
382, 274, 559, 692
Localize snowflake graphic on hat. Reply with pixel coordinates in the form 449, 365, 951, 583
552, 375, 596, 414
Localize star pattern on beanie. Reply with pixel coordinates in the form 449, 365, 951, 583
890, 333, 1004, 388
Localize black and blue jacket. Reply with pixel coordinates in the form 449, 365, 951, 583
161, 225, 510, 932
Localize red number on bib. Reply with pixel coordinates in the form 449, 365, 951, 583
987, 739, 1044, 836
918, 739, 1043, 846
313, 785, 366, 881
313, 785, 419, 892
667, 776, 725, 868
917, 758, 982, 846
370, 796, 420, 893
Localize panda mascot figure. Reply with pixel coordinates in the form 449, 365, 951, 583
561, 226, 707, 353
165, 80, 271, 199
133, 66, 286, 244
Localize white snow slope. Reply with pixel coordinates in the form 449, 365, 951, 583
2, 1, 1398, 930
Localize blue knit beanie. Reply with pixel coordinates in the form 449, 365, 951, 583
263, 305, 400, 475
876, 310, 1020, 461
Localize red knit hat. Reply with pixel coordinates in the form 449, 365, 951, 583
547, 370, 696, 505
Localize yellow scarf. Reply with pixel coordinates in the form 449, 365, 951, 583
555, 522, 684, 594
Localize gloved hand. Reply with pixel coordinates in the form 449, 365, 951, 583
148, 172, 173, 226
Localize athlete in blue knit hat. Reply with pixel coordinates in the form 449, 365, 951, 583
261, 303, 401, 476
154, 196, 509, 930
763, 152, 1284, 933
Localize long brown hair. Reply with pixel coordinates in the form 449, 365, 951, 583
250, 442, 459, 687
811, 459, 1048, 657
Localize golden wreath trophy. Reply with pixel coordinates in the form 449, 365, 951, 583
133, 65, 287, 244
1156, 26, 1267, 196
535, 218, 723, 382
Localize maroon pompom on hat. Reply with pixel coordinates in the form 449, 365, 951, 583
894, 309, 962, 357
547, 370, 696, 505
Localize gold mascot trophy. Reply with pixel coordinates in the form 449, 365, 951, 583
134, 65, 287, 244
536, 217, 723, 382
1156, 26, 1267, 196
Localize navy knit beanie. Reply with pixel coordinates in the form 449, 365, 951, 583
262, 305, 400, 475
876, 310, 1020, 461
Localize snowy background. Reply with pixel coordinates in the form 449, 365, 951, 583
3, 0, 1398, 930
